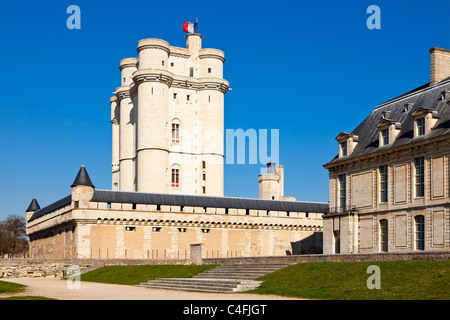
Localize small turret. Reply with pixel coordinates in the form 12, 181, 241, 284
26, 197, 40, 222
71, 164, 95, 188
71, 164, 95, 209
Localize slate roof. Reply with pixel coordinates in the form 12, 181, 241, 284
27, 190, 329, 223
71, 164, 95, 188
324, 79, 450, 167
26, 198, 41, 212
91, 190, 329, 213
28, 195, 72, 222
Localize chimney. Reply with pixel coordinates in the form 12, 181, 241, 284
430, 47, 450, 85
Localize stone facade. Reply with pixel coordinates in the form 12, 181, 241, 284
26, 167, 326, 259
111, 34, 228, 197
323, 48, 450, 254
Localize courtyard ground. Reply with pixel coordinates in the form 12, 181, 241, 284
0, 277, 300, 300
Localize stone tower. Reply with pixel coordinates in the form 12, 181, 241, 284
111, 33, 229, 196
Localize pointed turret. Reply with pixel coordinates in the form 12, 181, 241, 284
26, 197, 40, 212
71, 164, 95, 188
26, 197, 40, 222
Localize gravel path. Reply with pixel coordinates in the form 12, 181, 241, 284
0, 277, 300, 300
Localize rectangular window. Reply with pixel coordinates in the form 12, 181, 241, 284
338, 175, 347, 210
341, 142, 347, 156
202, 161, 206, 169
172, 168, 180, 188
170, 62, 174, 67
416, 118, 425, 136
415, 215, 425, 250
208, 67, 212, 73
162, 60, 165, 66
187, 95, 190, 101
380, 220, 388, 252
173, 93, 177, 99
190, 67, 194, 77
415, 157, 425, 197
379, 165, 388, 203
172, 123, 180, 143
381, 129, 389, 145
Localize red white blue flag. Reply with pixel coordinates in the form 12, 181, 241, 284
183, 21, 198, 33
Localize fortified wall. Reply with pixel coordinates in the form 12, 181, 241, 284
26, 166, 327, 260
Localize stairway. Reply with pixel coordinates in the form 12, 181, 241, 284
138, 263, 289, 292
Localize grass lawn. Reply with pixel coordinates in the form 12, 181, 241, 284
0, 280, 26, 294
80, 264, 218, 285
0, 296, 56, 300
249, 260, 450, 300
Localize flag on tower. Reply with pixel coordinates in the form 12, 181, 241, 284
183, 21, 198, 33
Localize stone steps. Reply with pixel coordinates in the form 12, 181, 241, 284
138, 263, 290, 292
138, 278, 261, 292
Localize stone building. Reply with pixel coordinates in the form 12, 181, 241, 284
323, 47, 450, 254
25, 33, 328, 259
26, 165, 326, 259
111, 33, 228, 197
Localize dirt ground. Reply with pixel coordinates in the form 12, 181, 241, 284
0, 277, 300, 300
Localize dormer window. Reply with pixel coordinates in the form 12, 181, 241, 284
410, 107, 439, 137
335, 132, 358, 158
416, 118, 425, 136
381, 129, 389, 146
341, 141, 348, 156
376, 118, 401, 147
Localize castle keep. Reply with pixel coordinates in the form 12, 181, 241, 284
111, 33, 228, 196
25, 33, 328, 259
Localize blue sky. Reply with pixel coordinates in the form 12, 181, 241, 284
0, 0, 448, 219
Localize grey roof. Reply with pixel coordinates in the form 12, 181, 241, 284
26, 198, 40, 212
91, 190, 329, 213
71, 164, 95, 188
325, 79, 450, 167
28, 195, 72, 222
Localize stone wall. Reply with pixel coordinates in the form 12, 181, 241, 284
0, 258, 192, 278
203, 250, 450, 265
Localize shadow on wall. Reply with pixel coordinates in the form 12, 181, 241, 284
287, 232, 323, 255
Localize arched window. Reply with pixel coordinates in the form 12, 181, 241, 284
379, 219, 388, 252
415, 215, 425, 251
171, 165, 180, 188
202, 171, 206, 181
171, 119, 180, 143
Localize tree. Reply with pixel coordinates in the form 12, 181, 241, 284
0, 214, 28, 257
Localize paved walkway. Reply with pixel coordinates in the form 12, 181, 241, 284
0, 278, 300, 300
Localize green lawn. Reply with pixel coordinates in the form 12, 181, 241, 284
80, 264, 218, 285
249, 260, 450, 300
0, 280, 26, 294
0, 296, 56, 300
0, 280, 53, 300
